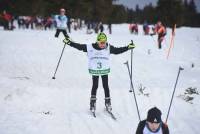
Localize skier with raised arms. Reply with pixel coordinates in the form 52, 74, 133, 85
63, 32, 135, 115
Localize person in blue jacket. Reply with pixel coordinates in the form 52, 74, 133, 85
54, 8, 68, 38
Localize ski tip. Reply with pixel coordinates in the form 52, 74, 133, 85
106, 110, 117, 120
92, 112, 96, 118
90, 109, 96, 118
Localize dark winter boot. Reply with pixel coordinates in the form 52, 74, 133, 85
158, 42, 162, 49
105, 97, 112, 111
90, 96, 96, 112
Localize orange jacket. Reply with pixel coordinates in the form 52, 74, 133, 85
157, 25, 166, 35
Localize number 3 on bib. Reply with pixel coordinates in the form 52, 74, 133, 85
97, 62, 102, 69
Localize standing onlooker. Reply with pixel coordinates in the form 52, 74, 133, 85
54, 8, 68, 38
94, 22, 99, 33
143, 21, 150, 35
108, 22, 112, 34
17, 16, 25, 29
2, 10, 12, 30
86, 20, 93, 34
44, 16, 53, 30
67, 16, 71, 33
99, 22, 104, 32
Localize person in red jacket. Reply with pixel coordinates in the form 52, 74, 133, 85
136, 107, 169, 134
2, 10, 12, 30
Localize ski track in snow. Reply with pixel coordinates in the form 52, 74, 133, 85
0, 25, 200, 134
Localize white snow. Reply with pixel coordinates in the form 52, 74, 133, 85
0, 24, 200, 134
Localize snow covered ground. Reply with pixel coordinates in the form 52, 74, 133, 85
0, 24, 200, 134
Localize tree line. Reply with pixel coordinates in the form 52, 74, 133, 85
0, 0, 200, 27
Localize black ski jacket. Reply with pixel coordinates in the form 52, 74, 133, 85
136, 120, 169, 134
68, 42, 129, 54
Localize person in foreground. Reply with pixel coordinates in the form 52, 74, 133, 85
63, 32, 135, 112
136, 107, 169, 134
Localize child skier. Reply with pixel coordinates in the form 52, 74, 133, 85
136, 107, 169, 134
54, 8, 69, 38
63, 32, 135, 112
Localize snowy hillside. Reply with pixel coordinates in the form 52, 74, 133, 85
0, 24, 200, 134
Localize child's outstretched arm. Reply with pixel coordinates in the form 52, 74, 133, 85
110, 41, 135, 54
63, 37, 87, 52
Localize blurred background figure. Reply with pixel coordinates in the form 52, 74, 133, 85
143, 21, 150, 35
99, 22, 104, 32
1, 10, 13, 30
129, 22, 138, 34
150, 21, 167, 49
54, 8, 68, 38
108, 22, 112, 34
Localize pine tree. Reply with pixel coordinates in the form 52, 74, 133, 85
188, 0, 196, 13
183, 0, 200, 26
156, 0, 184, 27
142, 3, 156, 24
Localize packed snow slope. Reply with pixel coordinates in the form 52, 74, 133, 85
0, 24, 200, 134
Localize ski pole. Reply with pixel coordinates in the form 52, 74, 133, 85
124, 61, 141, 121
165, 66, 184, 123
150, 34, 157, 45
166, 24, 176, 59
52, 43, 67, 79
130, 40, 133, 92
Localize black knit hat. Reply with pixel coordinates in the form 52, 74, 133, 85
147, 107, 162, 123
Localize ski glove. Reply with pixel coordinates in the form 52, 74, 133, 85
63, 37, 71, 45
128, 42, 136, 49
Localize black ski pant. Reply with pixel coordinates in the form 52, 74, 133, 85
3, 20, 9, 30
158, 33, 166, 49
55, 29, 68, 38
91, 75, 110, 98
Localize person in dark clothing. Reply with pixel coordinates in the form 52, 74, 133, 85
99, 22, 104, 32
108, 22, 112, 34
63, 32, 135, 112
67, 17, 71, 33
86, 21, 93, 34
2, 10, 12, 30
143, 21, 150, 35
136, 107, 169, 134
